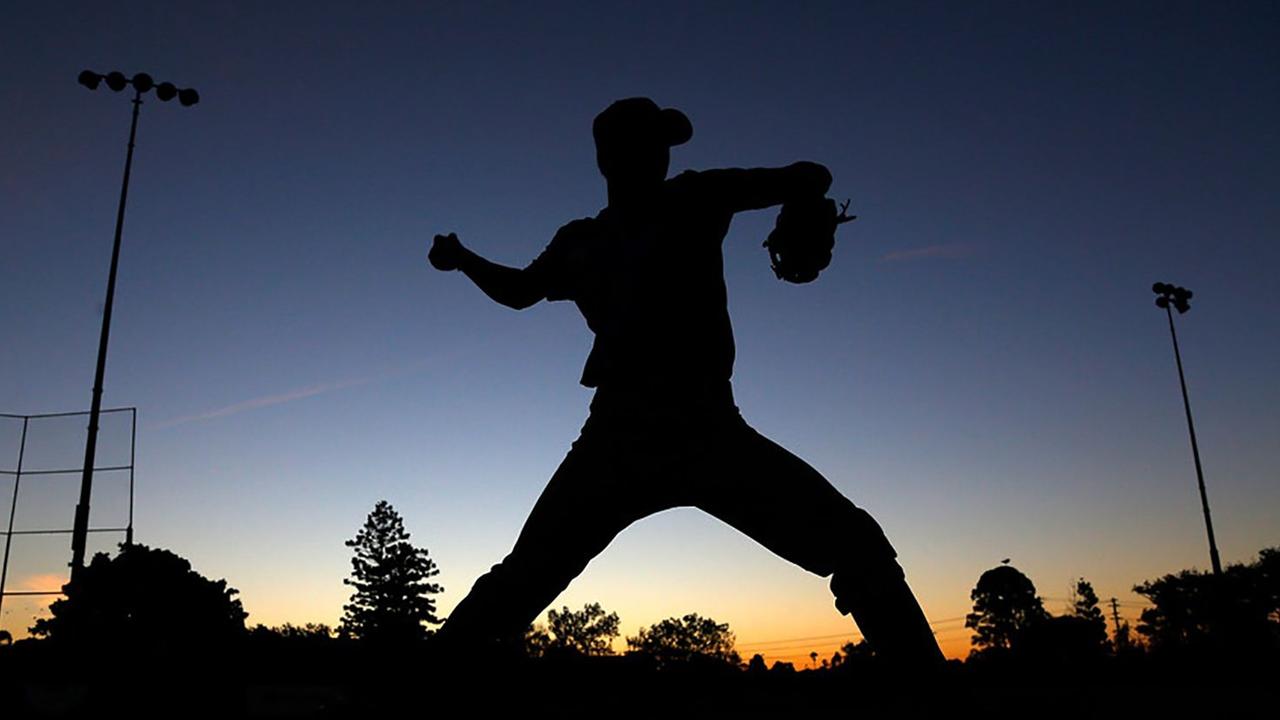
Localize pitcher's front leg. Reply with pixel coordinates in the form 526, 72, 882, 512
693, 416, 945, 669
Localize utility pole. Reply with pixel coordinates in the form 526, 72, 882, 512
1108, 596, 1129, 653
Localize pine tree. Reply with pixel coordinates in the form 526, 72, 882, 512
340, 500, 443, 643
1061, 576, 1112, 657
1073, 578, 1110, 646
1071, 578, 1105, 625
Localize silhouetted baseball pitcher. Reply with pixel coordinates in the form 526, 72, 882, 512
428, 97, 944, 667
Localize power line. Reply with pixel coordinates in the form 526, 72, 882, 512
1044, 594, 1146, 604
742, 614, 967, 648
738, 631, 861, 648
743, 641, 861, 654
742, 628, 973, 657
736, 615, 969, 649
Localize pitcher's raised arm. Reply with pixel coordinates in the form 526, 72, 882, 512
428, 232, 546, 310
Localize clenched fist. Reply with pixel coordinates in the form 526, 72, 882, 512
428, 232, 466, 271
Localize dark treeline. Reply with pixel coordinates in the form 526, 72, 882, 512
1, 501, 1275, 714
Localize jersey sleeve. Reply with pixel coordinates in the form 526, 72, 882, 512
671, 165, 832, 214
524, 218, 592, 302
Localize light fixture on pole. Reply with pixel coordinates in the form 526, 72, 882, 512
1152, 282, 1222, 576
70, 70, 199, 584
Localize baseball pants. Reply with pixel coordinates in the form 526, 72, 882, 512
436, 384, 943, 665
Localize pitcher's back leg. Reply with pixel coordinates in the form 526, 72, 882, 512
691, 415, 945, 669
435, 419, 676, 658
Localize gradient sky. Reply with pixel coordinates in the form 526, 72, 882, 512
2, 1, 1277, 664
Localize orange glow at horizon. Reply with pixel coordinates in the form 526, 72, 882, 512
0, 573, 65, 640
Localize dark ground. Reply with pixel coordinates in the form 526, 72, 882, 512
3, 641, 1276, 717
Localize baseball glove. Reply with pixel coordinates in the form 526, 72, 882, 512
763, 197, 856, 283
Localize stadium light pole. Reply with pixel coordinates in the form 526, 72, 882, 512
1152, 282, 1222, 577
70, 70, 198, 583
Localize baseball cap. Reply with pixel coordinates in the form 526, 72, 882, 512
593, 97, 693, 150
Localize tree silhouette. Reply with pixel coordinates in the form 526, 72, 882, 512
1133, 545, 1280, 660
340, 500, 443, 643
1071, 579, 1103, 622
29, 542, 247, 653
965, 563, 1049, 660
524, 602, 620, 657
250, 622, 337, 641
625, 612, 741, 669
1112, 617, 1141, 657
1068, 577, 1110, 655
829, 639, 876, 672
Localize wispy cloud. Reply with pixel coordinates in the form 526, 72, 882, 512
15, 573, 66, 609
154, 375, 377, 429
152, 356, 448, 430
0, 574, 68, 639
880, 243, 976, 262
15, 573, 66, 595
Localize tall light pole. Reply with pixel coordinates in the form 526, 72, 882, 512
1152, 282, 1222, 577
70, 70, 198, 583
